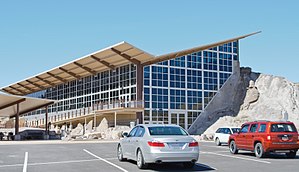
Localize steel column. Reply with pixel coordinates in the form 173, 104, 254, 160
136, 64, 144, 124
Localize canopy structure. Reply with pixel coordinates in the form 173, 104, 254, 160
0, 31, 261, 96
0, 92, 56, 138
0, 93, 56, 118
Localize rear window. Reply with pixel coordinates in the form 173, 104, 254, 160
148, 126, 188, 136
270, 123, 297, 132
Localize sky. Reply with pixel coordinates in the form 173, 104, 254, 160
0, 0, 298, 88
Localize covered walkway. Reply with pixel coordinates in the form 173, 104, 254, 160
0, 92, 56, 140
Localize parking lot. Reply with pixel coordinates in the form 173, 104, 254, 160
0, 140, 298, 172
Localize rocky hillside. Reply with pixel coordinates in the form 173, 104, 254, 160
204, 70, 299, 135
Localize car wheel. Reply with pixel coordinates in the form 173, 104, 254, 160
254, 143, 265, 158
229, 140, 238, 154
183, 162, 195, 169
117, 145, 125, 161
137, 149, 147, 169
286, 150, 297, 158
215, 138, 221, 146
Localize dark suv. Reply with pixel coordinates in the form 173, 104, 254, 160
229, 120, 299, 158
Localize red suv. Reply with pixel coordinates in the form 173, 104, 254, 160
229, 120, 299, 158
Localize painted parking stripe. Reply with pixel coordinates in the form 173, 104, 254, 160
201, 151, 271, 164
0, 159, 100, 168
23, 152, 28, 172
83, 149, 128, 172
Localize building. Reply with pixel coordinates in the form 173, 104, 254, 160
0, 32, 259, 133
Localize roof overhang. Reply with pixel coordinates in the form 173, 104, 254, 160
0, 31, 260, 96
0, 42, 155, 96
0, 93, 57, 118
142, 31, 261, 66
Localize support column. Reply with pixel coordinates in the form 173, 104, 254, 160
45, 106, 48, 133
14, 103, 20, 140
44, 106, 49, 140
114, 111, 117, 127
94, 113, 96, 130
136, 64, 144, 124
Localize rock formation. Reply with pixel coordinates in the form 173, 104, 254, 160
204, 71, 299, 136
64, 118, 131, 140
70, 123, 84, 138
96, 117, 108, 132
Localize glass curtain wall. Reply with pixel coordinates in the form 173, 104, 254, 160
25, 64, 137, 118
144, 41, 238, 129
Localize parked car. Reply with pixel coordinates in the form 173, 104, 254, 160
117, 124, 200, 169
229, 120, 299, 158
214, 127, 240, 146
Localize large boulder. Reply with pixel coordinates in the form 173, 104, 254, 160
70, 123, 84, 138
85, 120, 93, 134
96, 118, 108, 132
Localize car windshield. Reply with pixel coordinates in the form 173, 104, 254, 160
270, 123, 297, 132
231, 128, 240, 133
148, 126, 188, 136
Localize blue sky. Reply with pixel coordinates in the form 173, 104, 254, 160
0, 0, 298, 88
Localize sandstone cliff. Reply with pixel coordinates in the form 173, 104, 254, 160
204, 70, 299, 135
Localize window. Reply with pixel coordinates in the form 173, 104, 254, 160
240, 125, 249, 133
128, 127, 138, 137
258, 124, 266, 132
135, 126, 145, 137
270, 123, 297, 132
231, 128, 240, 133
249, 124, 258, 132
148, 126, 188, 136
224, 128, 232, 134
216, 128, 222, 133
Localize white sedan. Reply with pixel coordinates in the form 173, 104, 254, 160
117, 124, 200, 169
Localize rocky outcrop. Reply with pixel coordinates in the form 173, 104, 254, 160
241, 80, 260, 110
188, 66, 260, 135
204, 72, 299, 135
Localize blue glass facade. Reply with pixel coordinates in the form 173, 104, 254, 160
144, 41, 238, 129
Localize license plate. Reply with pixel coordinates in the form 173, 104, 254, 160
282, 136, 289, 141
168, 143, 185, 149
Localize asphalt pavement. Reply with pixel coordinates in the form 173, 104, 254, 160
0, 140, 298, 172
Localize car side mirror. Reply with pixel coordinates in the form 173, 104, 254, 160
122, 132, 128, 138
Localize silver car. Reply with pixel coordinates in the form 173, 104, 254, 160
117, 124, 200, 169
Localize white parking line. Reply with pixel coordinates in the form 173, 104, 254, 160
201, 151, 271, 164
23, 152, 28, 172
83, 149, 128, 172
0, 159, 100, 168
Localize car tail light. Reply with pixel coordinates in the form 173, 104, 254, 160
148, 141, 165, 147
189, 141, 199, 147
267, 135, 271, 141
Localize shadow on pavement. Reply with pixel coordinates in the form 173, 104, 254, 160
126, 160, 215, 171
237, 152, 299, 159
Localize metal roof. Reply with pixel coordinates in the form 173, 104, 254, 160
1, 42, 155, 96
0, 31, 260, 96
0, 93, 56, 118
